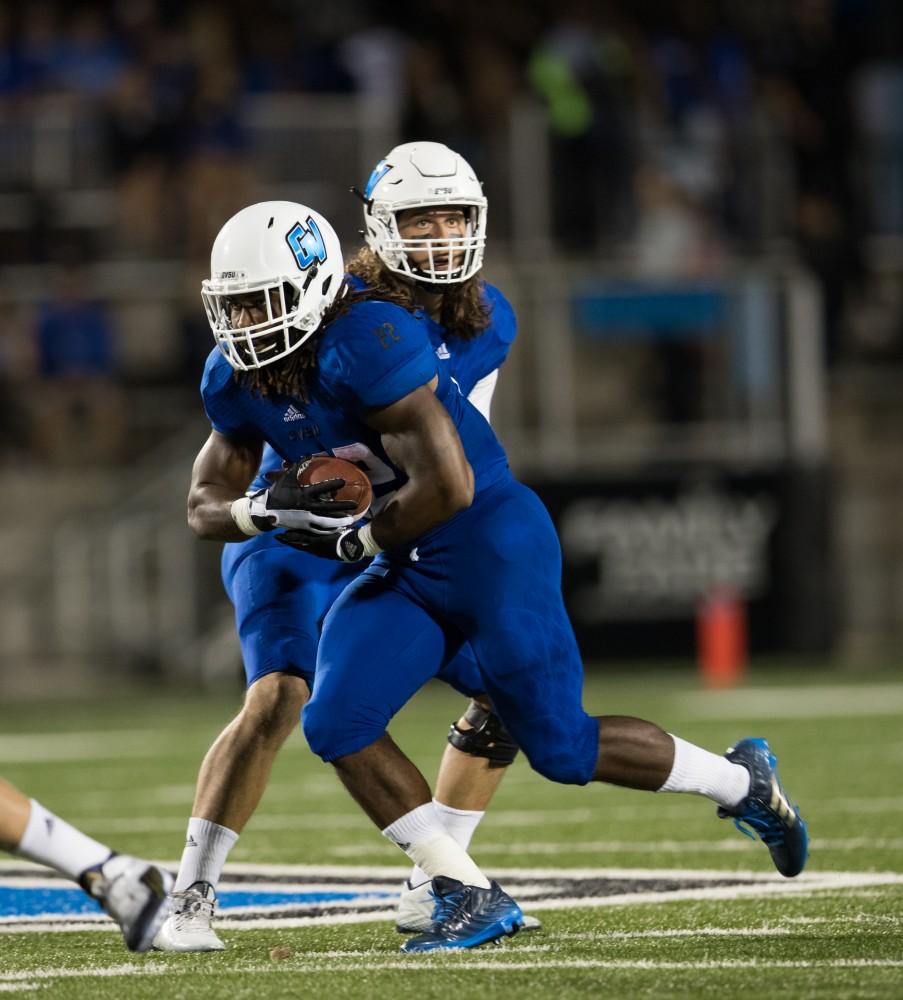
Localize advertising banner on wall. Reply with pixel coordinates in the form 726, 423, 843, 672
529, 465, 833, 660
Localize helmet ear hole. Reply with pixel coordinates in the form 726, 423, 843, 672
282, 281, 299, 311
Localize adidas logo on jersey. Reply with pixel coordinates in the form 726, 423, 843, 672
283, 404, 306, 422
435, 342, 451, 360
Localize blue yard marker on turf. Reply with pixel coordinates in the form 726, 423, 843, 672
0, 885, 396, 920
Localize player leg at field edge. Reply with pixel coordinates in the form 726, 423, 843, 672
0, 778, 172, 951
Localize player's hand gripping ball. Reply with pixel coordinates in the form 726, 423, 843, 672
296, 456, 373, 518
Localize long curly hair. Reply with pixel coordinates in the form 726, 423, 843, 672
345, 247, 490, 341
237, 249, 491, 400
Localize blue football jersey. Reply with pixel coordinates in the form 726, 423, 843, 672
343, 275, 516, 397
202, 298, 510, 519
424, 282, 516, 399
241, 280, 516, 494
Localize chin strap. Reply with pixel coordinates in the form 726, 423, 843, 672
350, 186, 372, 210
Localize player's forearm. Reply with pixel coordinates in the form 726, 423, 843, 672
371, 432, 475, 548
187, 431, 263, 541
371, 406, 474, 549
369, 470, 473, 550
187, 484, 252, 541
366, 385, 475, 549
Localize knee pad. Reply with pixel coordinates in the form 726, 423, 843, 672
447, 702, 519, 768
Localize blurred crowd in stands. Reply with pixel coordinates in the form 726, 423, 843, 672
1, 0, 903, 463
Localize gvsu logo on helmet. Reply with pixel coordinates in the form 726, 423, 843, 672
285, 217, 328, 271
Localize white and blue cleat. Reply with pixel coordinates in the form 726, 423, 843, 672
718, 737, 809, 877
396, 877, 541, 934
80, 854, 174, 952
400, 876, 523, 953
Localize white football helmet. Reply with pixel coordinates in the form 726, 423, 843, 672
359, 141, 487, 285
202, 201, 344, 371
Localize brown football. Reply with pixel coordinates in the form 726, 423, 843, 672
296, 455, 373, 517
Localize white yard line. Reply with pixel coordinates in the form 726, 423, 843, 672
263, 958, 903, 971
551, 918, 901, 940
3, 869, 900, 935
3, 958, 903, 981
329, 836, 903, 857
258, 958, 903, 971
553, 926, 802, 939
675, 683, 903, 719
0, 965, 165, 983
2, 860, 900, 882
818, 796, 903, 814
0, 731, 176, 763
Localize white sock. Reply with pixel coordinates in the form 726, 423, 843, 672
408, 800, 485, 888
658, 735, 751, 809
382, 802, 490, 888
173, 817, 239, 892
16, 799, 110, 881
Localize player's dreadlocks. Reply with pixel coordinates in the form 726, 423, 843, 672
237, 338, 318, 401
237, 246, 491, 400
345, 247, 490, 341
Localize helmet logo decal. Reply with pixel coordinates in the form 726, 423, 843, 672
285, 217, 328, 271
364, 159, 392, 200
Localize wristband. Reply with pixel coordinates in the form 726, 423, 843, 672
357, 522, 383, 557
336, 529, 365, 562
230, 496, 263, 537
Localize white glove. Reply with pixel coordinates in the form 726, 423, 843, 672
230, 466, 358, 538
247, 488, 356, 534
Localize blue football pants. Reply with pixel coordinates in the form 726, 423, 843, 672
304, 475, 600, 785
221, 533, 484, 697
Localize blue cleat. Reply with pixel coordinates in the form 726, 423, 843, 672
718, 737, 809, 877
400, 876, 523, 953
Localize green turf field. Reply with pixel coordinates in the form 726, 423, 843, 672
2, 664, 902, 998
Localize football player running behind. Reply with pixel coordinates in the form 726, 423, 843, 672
0, 779, 172, 951
186, 196, 808, 953
155, 143, 538, 952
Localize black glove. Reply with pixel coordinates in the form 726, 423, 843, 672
248, 459, 359, 534
275, 526, 367, 562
